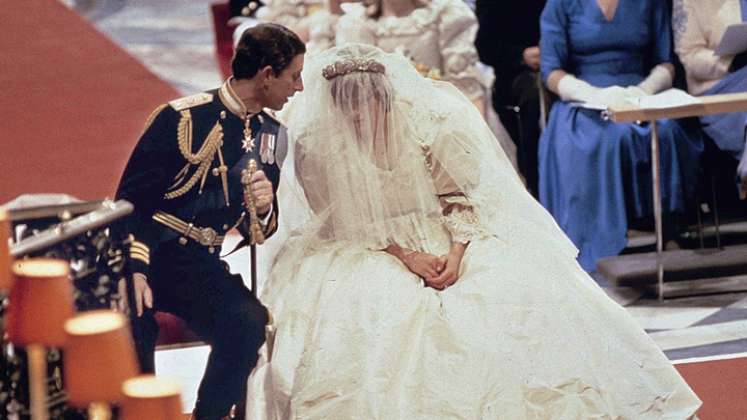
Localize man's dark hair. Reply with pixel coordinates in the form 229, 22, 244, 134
232, 23, 306, 80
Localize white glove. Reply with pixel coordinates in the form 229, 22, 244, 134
625, 86, 648, 98
558, 74, 633, 107
637, 64, 673, 95
590, 86, 637, 108
557, 74, 597, 103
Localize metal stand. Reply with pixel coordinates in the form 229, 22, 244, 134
606, 92, 747, 299
650, 120, 665, 300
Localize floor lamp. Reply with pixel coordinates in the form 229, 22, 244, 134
6, 258, 75, 420
63, 310, 139, 420
121, 375, 183, 420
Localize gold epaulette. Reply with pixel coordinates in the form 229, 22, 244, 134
143, 104, 168, 132
169, 92, 214, 111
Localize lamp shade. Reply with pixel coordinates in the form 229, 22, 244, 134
63, 310, 139, 406
120, 375, 183, 420
6, 258, 74, 347
0, 208, 11, 290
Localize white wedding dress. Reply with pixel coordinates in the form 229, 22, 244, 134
246, 45, 700, 419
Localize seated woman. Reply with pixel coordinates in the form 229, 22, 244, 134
244, 43, 700, 420
331, 0, 517, 168
674, 0, 747, 191
539, 0, 704, 270
234, 0, 339, 54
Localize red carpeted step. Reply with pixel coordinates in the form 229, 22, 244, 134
597, 245, 747, 286
676, 357, 747, 419
0, 0, 179, 203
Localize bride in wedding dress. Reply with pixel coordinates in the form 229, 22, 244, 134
245, 44, 700, 419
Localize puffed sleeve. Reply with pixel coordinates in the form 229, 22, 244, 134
113, 105, 181, 278
426, 124, 487, 244
258, 0, 306, 29
305, 10, 340, 54
539, 0, 569, 83
335, 13, 377, 45
673, 0, 731, 88
436, 1, 485, 101
650, 0, 674, 67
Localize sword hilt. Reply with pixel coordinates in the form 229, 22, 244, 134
241, 159, 266, 246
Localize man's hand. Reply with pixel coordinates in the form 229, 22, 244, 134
248, 170, 274, 216
522, 46, 541, 71
117, 273, 153, 317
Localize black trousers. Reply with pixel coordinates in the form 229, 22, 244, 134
496, 70, 542, 196
130, 240, 268, 419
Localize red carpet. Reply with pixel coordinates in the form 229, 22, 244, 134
0, 0, 179, 203
676, 356, 747, 419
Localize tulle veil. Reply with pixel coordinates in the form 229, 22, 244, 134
259, 43, 578, 295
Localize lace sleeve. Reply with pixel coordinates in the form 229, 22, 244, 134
422, 121, 488, 243
258, 0, 307, 29
439, 194, 484, 244
436, 0, 487, 101
306, 11, 340, 54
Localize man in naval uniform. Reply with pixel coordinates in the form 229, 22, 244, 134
113, 23, 305, 420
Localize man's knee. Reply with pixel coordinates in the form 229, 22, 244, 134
220, 301, 269, 349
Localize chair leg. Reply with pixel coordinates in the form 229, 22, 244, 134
536, 73, 549, 133
710, 174, 722, 249
504, 105, 529, 189
696, 197, 705, 249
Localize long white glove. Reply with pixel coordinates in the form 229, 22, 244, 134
636, 64, 673, 95
557, 74, 632, 107
557, 74, 596, 103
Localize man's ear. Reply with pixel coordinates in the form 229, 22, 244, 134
259, 65, 275, 81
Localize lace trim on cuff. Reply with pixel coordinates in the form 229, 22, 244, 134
441, 203, 487, 243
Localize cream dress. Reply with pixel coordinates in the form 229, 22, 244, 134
245, 44, 700, 420
257, 0, 339, 54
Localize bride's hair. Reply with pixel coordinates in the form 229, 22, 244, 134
325, 59, 392, 115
